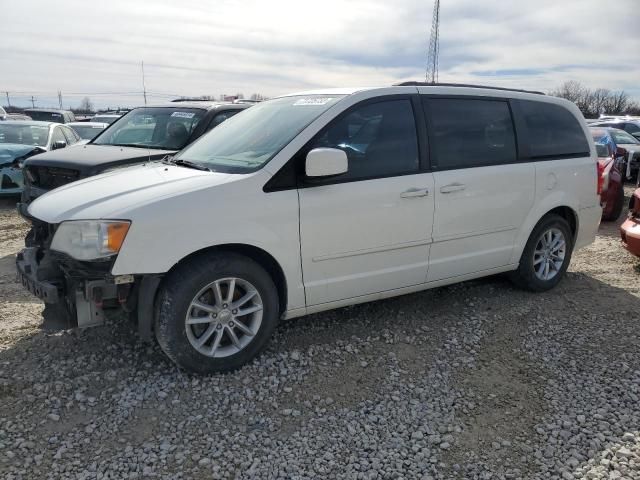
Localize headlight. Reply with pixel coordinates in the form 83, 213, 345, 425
51, 220, 131, 260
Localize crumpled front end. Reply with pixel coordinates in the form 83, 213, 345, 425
0, 164, 23, 195
15, 216, 161, 336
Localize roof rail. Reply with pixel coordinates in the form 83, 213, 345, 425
394, 81, 545, 95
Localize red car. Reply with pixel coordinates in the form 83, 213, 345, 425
596, 143, 625, 221
621, 188, 640, 257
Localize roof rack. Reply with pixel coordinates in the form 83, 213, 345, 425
394, 81, 545, 95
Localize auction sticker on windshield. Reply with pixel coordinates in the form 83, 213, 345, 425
293, 97, 335, 106
171, 112, 196, 119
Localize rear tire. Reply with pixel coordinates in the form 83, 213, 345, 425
155, 252, 279, 374
509, 214, 573, 292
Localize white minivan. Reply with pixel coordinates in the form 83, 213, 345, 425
17, 83, 601, 373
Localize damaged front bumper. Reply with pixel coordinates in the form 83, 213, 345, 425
16, 245, 161, 337
0, 165, 24, 195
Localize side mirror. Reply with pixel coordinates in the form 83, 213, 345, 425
305, 148, 348, 178
52, 140, 67, 150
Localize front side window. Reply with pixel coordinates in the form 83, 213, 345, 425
61, 126, 79, 144
51, 127, 66, 145
175, 95, 344, 173
623, 123, 640, 135
426, 98, 516, 169
207, 110, 240, 131
309, 99, 419, 180
92, 107, 205, 150
519, 100, 589, 158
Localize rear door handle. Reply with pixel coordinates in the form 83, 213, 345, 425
400, 188, 429, 198
440, 183, 466, 194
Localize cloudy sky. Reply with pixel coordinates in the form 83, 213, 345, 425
2, 0, 639, 109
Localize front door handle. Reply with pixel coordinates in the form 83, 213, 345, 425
400, 188, 429, 198
440, 183, 466, 194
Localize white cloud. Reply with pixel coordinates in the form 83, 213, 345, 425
1, 0, 639, 108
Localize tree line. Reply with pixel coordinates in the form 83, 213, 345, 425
549, 81, 640, 118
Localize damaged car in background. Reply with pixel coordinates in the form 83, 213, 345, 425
19, 101, 251, 209
0, 121, 80, 195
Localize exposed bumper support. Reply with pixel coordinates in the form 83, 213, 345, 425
16, 248, 59, 303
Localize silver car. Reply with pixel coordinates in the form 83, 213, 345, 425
0, 121, 81, 195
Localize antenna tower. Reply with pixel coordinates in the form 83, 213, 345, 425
425, 0, 440, 83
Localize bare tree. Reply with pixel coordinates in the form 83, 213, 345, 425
550, 81, 639, 117
78, 97, 94, 113
550, 81, 584, 104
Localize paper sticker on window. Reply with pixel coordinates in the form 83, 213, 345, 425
293, 97, 335, 106
171, 111, 196, 119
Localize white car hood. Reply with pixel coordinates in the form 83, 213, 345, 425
28, 163, 241, 223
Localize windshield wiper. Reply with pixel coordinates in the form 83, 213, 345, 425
165, 158, 211, 171
109, 143, 168, 150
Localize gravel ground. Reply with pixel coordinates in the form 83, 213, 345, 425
1, 189, 639, 480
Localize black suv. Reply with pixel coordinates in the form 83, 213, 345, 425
20, 102, 250, 209
23, 109, 76, 124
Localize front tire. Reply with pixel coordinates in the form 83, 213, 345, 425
155, 252, 279, 374
509, 214, 574, 292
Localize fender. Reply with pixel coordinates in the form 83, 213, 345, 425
509, 191, 579, 265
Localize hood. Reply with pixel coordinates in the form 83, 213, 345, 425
0, 144, 46, 167
27, 162, 242, 223
24, 144, 175, 171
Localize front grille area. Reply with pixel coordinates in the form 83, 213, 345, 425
27, 166, 80, 190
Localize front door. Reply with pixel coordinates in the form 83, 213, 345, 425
298, 97, 435, 306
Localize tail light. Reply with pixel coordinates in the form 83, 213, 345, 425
597, 160, 612, 195
597, 162, 604, 195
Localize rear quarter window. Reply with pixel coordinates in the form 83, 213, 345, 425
518, 100, 589, 159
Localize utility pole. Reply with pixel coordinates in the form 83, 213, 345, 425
425, 0, 441, 84
31, 96, 36, 108
58, 90, 63, 109
141, 61, 148, 106
4, 91, 10, 108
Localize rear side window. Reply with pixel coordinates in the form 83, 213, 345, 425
425, 98, 516, 169
519, 100, 589, 158
309, 99, 419, 181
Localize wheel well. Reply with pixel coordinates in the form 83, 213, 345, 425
545, 206, 578, 239
172, 244, 288, 315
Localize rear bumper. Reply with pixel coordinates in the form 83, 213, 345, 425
620, 217, 640, 257
575, 205, 602, 250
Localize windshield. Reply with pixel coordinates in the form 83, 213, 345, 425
609, 129, 639, 145
92, 115, 120, 124
175, 95, 344, 172
0, 124, 49, 146
92, 107, 205, 149
71, 124, 107, 140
